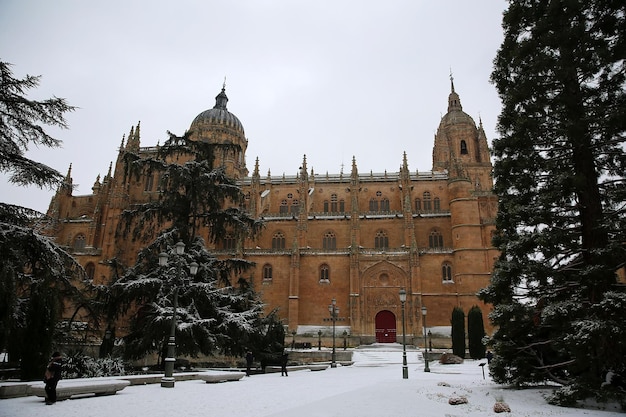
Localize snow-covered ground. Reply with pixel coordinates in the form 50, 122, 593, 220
1, 344, 622, 417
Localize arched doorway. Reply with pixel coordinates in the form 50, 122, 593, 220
375, 310, 397, 343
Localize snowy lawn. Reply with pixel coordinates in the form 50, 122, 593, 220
1, 347, 622, 417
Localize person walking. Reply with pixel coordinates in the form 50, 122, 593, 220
245, 351, 254, 376
280, 351, 289, 376
44, 352, 63, 405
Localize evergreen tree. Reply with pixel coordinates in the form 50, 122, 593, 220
0, 61, 84, 379
450, 307, 466, 358
110, 131, 265, 361
479, 1, 626, 404
467, 305, 486, 360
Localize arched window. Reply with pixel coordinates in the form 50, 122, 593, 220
223, 233, 236, 250
73, 234, 86, 251
339, 199, 345, 212
85, 262, 95, 280
291, 199, 299, 214
442, 263, 453, 282
279, 199, 288, 213
272, 232, 285, 250
263, 264, 273, 281
380, 198, 390, 212
423, 192, 432, 211
320, 264, 330, 281
369, 197, 378, 212
460, 140, 468, 154
374, 230, 389, 249
414, 198, 421, 211
330, 194, 338, 212
429, 229, 444, 248
144, 173, 154, 191
323, 200, 329, 212
322, 231, 336, 249
434, 197, 441, 211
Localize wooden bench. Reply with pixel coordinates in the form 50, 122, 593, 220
28, 379, 130, 400
197, 371, 245, 383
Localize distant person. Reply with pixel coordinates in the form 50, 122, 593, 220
486, 350, 493, 364
44, 352, 63, 405
280, 352, 289, 376
245, 351, 254, 376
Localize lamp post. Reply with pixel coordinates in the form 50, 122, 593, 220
158, 241, 198, 388
328, 298, 339, 368
421, 305, 430, 372
399, 288, 408, 379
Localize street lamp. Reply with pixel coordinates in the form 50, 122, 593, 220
421, 305, 430, 372
399, 288, 408, 379
158, 241, 198, 388
328, 298, 339, 368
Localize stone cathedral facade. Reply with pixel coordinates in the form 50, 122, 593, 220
44, 80, 498, 346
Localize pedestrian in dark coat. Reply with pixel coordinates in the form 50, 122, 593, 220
245, 351, 254, 376
44, 352, 63, 405
486, 350, 494, 364
280, 352, 289, 376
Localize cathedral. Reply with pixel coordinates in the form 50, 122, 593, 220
44, 79, 498, 347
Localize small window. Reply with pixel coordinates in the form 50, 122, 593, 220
414, 198, 421, 211
323, 200, 330, 212
223, 233, 236, 250
263, 264, 273, 281
330, 194, 338, 212
279, 200, 288, 213
442, 263, 453, 282
73, 234, 86, 251
85, 262, 95, 280
460, 140, 468, 154
380, 198, 390, 212
434, 197, 441, 211
369, 198, 378, 212
320, 264, 330, 281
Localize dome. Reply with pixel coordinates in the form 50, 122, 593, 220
190, 87, 245, 136
439, 79, 476, 127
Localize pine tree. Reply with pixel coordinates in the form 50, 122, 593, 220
451, 307, 466, 358
109, 131, 266, 361
0, 61, 84, 379
467, 306, 486, 360
479, 1, 626, 403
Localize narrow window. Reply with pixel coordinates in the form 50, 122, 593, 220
423, 192, 432, 211
291, 199, 299, 213
380, 198, 390, 212
369, 198, 378, 212
460, 140, 468, 154
263, 264, 273, 281
339, 199, 345, 212
414, 198, 421, 211
279, 199, 288, 214
330, 194, 338, 212
320, 264, 330, 281
323, 200, 329, 212
442, 263, 453, 282
434, 197, 441, 212
85, 262, 95, 280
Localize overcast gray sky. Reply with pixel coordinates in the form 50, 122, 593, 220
1, 1, 506, 213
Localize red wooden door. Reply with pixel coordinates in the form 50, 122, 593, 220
375, 310, 397, 343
